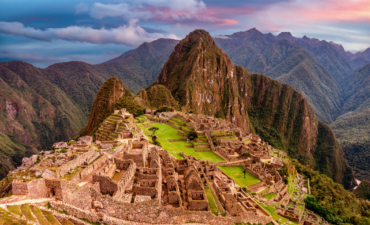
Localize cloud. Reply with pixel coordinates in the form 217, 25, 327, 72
0, 20, 179, 47
75, 2, 90, 14
82, 0, 237, 26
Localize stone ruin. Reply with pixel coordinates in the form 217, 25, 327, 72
7, 108, 304, 225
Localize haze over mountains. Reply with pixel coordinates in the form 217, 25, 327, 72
1, 28, 370, 183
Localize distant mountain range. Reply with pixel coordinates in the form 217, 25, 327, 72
1, 28, 370, 183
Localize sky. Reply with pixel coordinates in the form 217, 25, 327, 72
1, 0, 370, 68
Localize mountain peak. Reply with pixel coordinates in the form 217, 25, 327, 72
278, 32, 293, 37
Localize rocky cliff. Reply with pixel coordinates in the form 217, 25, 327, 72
156, 29, 354, 187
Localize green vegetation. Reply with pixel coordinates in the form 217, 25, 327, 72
354, 180, 370, 200
262, 192, 277, 200
61, 221, 74, 225
31, 205, 51, 225
138, 122, 223, 162
204, 188, 219, 215
41, 210, 61, 225
293, 159, 370, 225
257, 202, 296, 224
331, 109, 370, 181
217, 166, 260, 187
20, 204, 36, 221
7, 205, 21, 216
0, 207, 28, 225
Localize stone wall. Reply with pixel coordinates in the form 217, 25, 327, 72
231, 211, 272, 224
60, 180, 92, 210
45, 179, 63, 200
194, 144, 210, 148
69, 154, 108, 183
28, 179, 49, 199
12, 182, 28, 195
50, 201, 99, 223
113, 159, 136, 202
56, 149, 99, 177
167, 138, 186, 142
93, 174, 117, 196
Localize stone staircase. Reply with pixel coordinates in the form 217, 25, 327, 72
95, 114, 128, 141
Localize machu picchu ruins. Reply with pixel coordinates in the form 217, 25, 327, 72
0, 109, 326, 225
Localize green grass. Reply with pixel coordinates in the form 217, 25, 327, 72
217, 166, 261, 187
287, 174, 295, 196
138, 123, 224, 162
0, 208, 27, 225
20, 204, 36, 221
204, 188, 219, 215
257, 202, 297, 224
7, 205, 21, 216
172, 117, 186, 123
42, 210, 61, 225
31, 205, 51, 225
61, 221, 74, 225
262, 192, 277, 200
258, 187, 270, 194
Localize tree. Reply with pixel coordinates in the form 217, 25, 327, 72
186, 129, 198, 141
149, 127, 159, 135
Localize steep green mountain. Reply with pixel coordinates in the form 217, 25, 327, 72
0, 61, 87, 178
214, 31, 343, 123
84, 77, 129, 135
331, 109, 370, 181
156, 29, 354, 187
354, 180, 370, 201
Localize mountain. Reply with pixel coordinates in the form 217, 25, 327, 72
98, 38, 179, 94
214, 30, 343, 123
0, 61, 88, 178
348, 47, 370, 69
331, 109, 370, 181
156, 29, 354, 187
339, 63, 370, 119
354, 180, 370, 200
0, 39, 178, 178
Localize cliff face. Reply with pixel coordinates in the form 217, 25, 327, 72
156, 29, 354, 186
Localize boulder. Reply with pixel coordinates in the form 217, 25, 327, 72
77, 136, 93, 145
52, 142, 68, 149
100, 144, 112, 150
21, 155, 37, 169
42, 169, 57, 179
92, 201, 103, 209
35, 169, 44, 177
40, 159, 53, 167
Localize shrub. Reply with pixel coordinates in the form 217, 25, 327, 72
67, 141, 76, 145
187, 129, 198, 141
154, 106, 175, 114
58, 148, 68, 153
